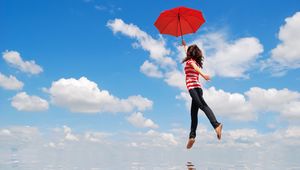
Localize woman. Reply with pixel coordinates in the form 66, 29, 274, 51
182, 40, 222, 149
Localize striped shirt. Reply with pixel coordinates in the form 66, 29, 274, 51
184, 59, 201, 90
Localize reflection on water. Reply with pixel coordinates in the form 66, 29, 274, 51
186, 161, 196, 170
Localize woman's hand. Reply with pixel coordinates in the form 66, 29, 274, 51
182, 40, 186, 46
202, 74, 211, 81
182, 40, 187, 54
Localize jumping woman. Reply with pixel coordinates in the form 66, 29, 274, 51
182, 40, 223, 149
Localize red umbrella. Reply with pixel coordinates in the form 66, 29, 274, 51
154, 6, 205, 42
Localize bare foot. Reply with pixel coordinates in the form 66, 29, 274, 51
186, 138, 195, 149
215, 124, 223, 140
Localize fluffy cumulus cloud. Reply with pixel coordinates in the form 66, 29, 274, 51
126, 129, 178, 148
11, 92, 49, 112
106, 18, 300, 124
107, 19, 266, 93
126, 112, 159, 129
175, 91, 191, 109
47, 77, 152, 113
282, 101, 300, 120
177, 86, 300, 122
142, 129, 178, 146
164, 70, 186, 90
2, 50, 43, 74
107, 18, 175, 67
204, 87, 256, 121
45, 126, 113, 149
177, 88, 255, 121
247, 87, 295, 109
245, 87, 300, 115
227, 129, 259, 143
187, 32, 264, 78
63, 125, 79, 141
108, 18, 189, 93
140, 60, 163, 78
270, 12, 300, 70
45, 126, 113, 148
0, 72, 23, 90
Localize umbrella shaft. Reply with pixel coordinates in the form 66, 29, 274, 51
178, 14, 183, 36
178, 14, 184, 42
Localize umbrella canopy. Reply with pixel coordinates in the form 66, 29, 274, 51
154, 6, 205, 39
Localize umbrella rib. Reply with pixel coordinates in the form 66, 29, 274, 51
191, 14, 205, 22
156, 8, 204, 36
180, 15, 196, 33
160, 8, 179, 34
160, 18, 178, 35
177, 8, 180, 37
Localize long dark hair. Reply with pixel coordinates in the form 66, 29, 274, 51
181, 44, 203, 68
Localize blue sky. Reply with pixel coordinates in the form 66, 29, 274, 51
1, 0, 300, 169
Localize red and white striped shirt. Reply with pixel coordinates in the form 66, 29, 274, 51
184, 59, 201, 90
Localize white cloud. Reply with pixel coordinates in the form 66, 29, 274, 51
127, 129, 178, 147
107, 18, 175, 68
245, 87, 300, 121
0, 126, 40, 142
63, 125, 79, 141
106, 18, 299, 124
176, 87, 256, 121
11, 92, 49, 112
270, 12, 300, 69
204, 87, 256, 121
46, 142, 56, 148
189, 32, 263, 78
0, 129, 11, 136
125, 95, 153, 111
164, 70, 186, 90
0, 72, 23, 90
47, 77, 152, 113
107, 19, 265, 101
285, 126, 300, 138
175, 91, 191, 109
84, 131, 112, 143
126, 112, 159, 129
140, 60, 163, 78
1, 125, 300, 169
107, 18, 185, 94
282, 101, 300, 119
228, 129, 259, 140
245, 87, 300, 113
177, 86, 300, 122
47, 126, 111, 148
2, 50, 43, 74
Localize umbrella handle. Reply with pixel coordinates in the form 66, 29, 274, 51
181, 35, 187, 54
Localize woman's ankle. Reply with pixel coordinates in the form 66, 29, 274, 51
214, 123, 222, 130
189, 132, 196, 139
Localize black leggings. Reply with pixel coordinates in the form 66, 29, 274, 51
189, 88, 220, 138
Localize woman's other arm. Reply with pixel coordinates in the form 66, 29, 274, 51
191, 62, 211, 81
